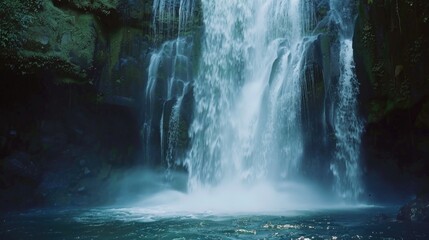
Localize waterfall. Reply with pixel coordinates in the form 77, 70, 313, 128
329, 0, 364, 200
145, 0, 364, 203
143, 38, 193, 167
142, 0, 197, 168
185, 0, 319, 190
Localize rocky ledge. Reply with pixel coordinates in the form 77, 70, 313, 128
397, 196, 429, 222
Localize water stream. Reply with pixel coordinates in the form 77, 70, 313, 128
144, 0, 364, 210
329, 0, 364, 201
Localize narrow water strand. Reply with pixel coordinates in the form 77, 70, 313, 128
144, 38, 193, 167
153, 0, 196, 38
330, 0, 364, 200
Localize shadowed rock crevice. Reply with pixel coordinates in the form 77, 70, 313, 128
354, 0, 429, 210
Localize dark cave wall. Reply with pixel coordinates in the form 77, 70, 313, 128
0, 0, 155, 209
354, 0, 429, 201
0, 0, 202, 210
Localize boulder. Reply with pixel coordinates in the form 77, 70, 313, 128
2, 152, 40, 184
397, 196, 429, 222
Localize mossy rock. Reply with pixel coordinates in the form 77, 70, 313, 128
1, 0, 99, 80
96, 27, 150, 106
52, 0, 119, 19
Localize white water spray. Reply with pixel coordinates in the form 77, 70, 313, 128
140, 0, 364, 213
186, 0, 317, 191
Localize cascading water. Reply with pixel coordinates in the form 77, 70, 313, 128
144, 39, 192, 167
142, 0, 364, 210
184, 0, 363, 201
329, 0, 364, 201
143, 1, 196, 167
186, 0, 318, 190
153, 0, 196, 38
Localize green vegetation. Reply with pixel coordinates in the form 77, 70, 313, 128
0, 0, 97, 79
0, 0, 44, 52
52, 0, 119, 17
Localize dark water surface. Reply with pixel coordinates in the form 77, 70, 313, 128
1, 207, 428, 239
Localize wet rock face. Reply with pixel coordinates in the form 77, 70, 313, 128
117, 0, 153, 29
0, 70, 143, 209
2, 152, 41, 185
0, 152, 42, 209
354, 0, 429, 201
354, 0, 429, 122
397, 197, 429, 222
0, 0, 154, 210
0, 0, 154, 86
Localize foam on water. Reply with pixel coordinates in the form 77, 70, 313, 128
77, 189, 375, 223
100, 169, 374, 220
135, 183, 322, 215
